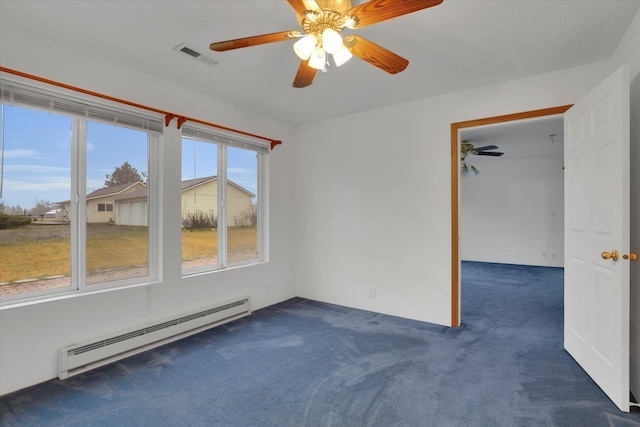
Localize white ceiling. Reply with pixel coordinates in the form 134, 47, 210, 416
0, 0, 639, 126
461, 116, 564, 159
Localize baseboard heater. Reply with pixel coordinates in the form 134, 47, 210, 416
58, 297, 251, 379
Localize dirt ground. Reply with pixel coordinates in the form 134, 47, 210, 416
0, 223, 148, 245
0, 223, 71, 244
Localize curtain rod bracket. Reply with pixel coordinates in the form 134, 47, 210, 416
271, 140, 282, 150
164, 114, 176, 127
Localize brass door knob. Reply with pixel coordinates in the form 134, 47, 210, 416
601, 250, 619, 261
623, 252, 638, 261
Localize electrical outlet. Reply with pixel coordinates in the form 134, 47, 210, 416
368, 286, 376, 299
542, 252, 547, 259
550, 252, 557, 260
266, 283, 271, 294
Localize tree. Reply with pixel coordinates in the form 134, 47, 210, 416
29, 199, 55, 216
104, 161, 144, 187
3, 203, 25, 216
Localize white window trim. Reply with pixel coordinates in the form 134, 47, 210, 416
257, 151, 269, 263
217, 143, 228, 268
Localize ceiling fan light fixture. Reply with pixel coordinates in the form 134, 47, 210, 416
461, 163, 469, 177
308, 47, 327, 70
470, 165, 480, 176
339, 15, 359, 29
333, 44, 353, 66
322, 28, 343, 54
303, 9, 321, 23
293, 34, 317, 60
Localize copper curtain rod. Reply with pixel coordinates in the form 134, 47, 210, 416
0, 66, 283, 150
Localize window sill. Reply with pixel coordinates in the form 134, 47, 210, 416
181, 259, 267, 279
0, 280, 160, 311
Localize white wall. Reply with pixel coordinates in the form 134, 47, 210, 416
293, 7, 640, 328
0, 23, 296, 395
460, 153, 564, 267
293, 60, 612, 326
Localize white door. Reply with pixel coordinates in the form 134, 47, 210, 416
564, 66, 631, 412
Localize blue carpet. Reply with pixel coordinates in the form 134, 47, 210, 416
1, 261, 639, 426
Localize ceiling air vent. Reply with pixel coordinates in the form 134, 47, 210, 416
180, 45, 201, 58
173, 43, 219, 67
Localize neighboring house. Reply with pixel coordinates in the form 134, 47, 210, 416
59, 182, 147, 224
180, 176, 255, 228
180, 177, 217, 221
102, 176, 254, 227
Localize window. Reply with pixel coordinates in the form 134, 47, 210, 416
86, 120, 150, 286
181, 126, 268, 274
97, 203, 114, 212
0, 79, 162, 302
0, 105, 73, 297
181, 138, 219, 270
226, 146, 258, 263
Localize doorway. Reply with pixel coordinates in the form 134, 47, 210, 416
450, 105, 572, 327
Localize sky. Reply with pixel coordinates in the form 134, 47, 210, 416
182, 137, 258, 197
1, 104, 258, 210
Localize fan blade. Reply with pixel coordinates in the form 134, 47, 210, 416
345, 0, 443, 29
293, 59, 317, 88
210, 31, 294, 52
344, 35, 408, 74
287, 0, 321, 15
474, 145, 499, 152
476, 152, 504, 157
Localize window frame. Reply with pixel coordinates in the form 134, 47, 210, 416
180, 124, 269, 276
0, 77, 163, 304
81, 121, 157, 292
97, 203, 114, 212
0, 74, 271, 304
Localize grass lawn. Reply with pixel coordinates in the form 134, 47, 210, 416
0, 224, 257, 283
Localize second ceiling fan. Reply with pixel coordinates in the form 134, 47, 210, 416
209, 0, 443, 88
460, 141, 504, 177
461, 142, 504, 160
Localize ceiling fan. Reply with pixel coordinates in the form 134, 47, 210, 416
461, 141, 504, 160
209, 0, 444, 88
460, 141, 504, 177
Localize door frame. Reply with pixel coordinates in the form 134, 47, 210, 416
450, 105, 573, 327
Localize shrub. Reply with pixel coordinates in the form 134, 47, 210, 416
182, 210, 217, 230
0, 214, 32, 230
235, 205, 257, 227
